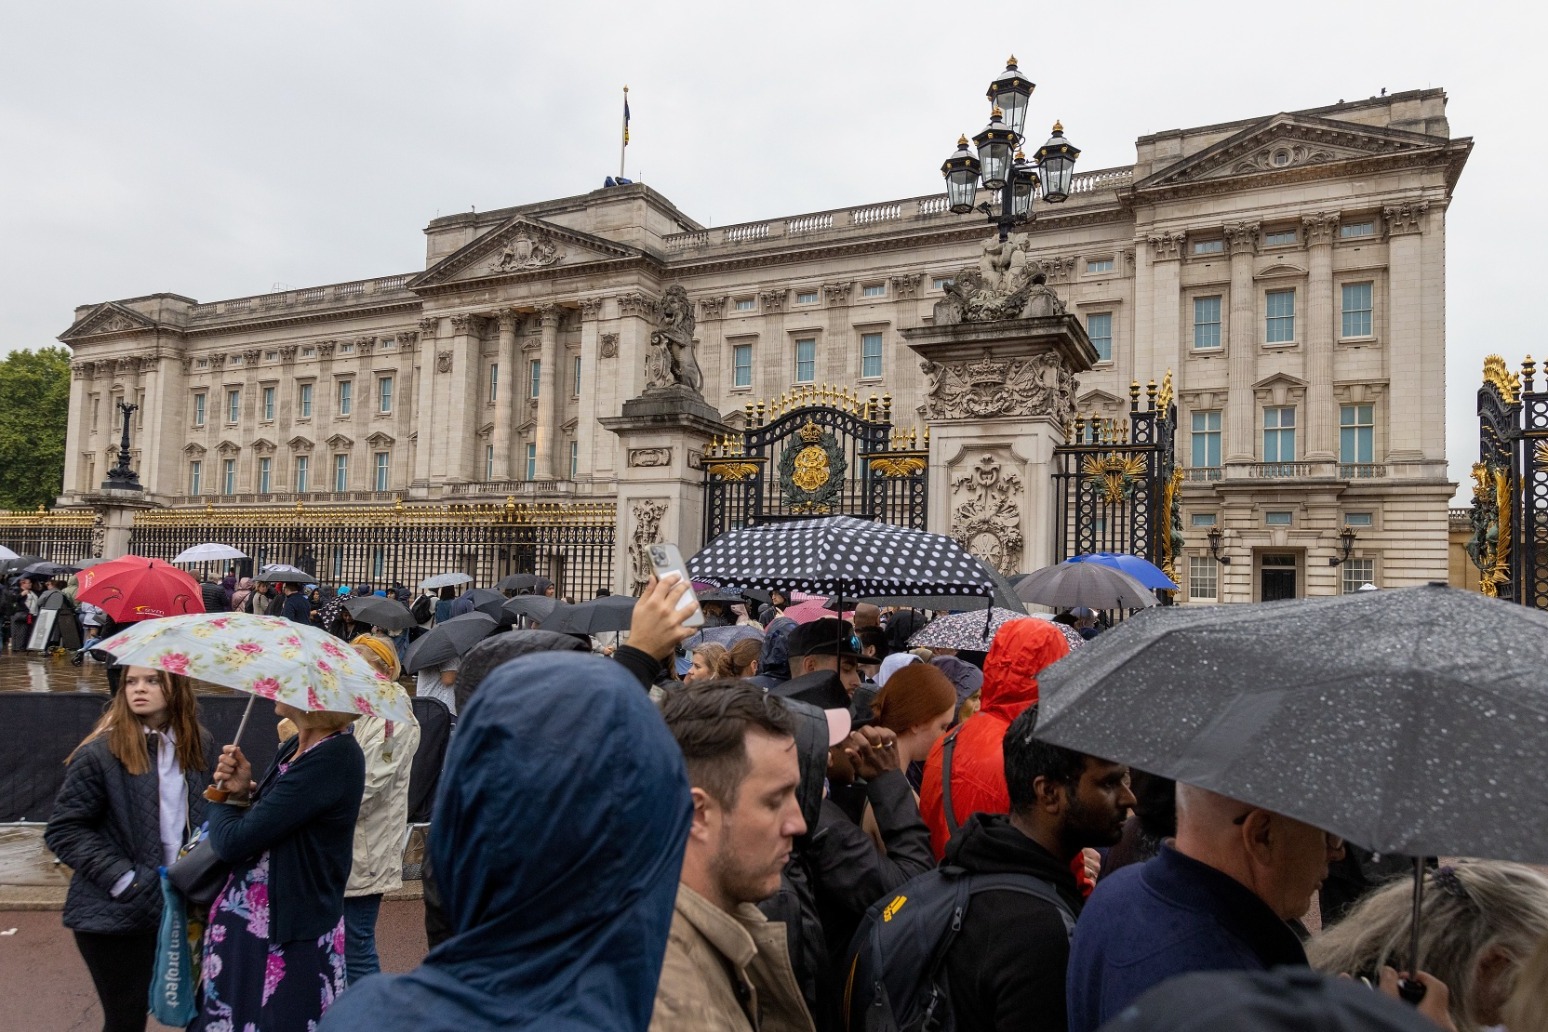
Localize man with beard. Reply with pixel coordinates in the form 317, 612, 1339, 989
941, 704, 1135, 1032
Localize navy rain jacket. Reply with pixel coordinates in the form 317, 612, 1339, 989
318, 652, 693, 1032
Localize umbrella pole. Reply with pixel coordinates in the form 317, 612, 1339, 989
203, 693, 258, 803
1399, 855, 1427, 1003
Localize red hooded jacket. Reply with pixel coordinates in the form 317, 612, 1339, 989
919, 617, 1071, 859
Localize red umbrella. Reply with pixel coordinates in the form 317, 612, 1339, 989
76, 555, 205, 622
782, 598, 854, 625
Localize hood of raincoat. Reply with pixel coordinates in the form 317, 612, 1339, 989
318, 653, 691, 1032
977, 617, 1070, 722
779, 696, 832, 842
758, 616, 798, 680
454, 629, 590, 713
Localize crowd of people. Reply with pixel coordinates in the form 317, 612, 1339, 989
31, 568, 1548, 1032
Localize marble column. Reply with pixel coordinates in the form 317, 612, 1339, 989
1384, 202, 1430, 463
62, 363, 90, 497
575, 298, 605, 483
446, 315, 482, 482
493, 309, 519, 480
138, 355, 164, 494
1302, 213, 1339, 461
412, 317, 440, 488
1223, 222, 1260, 463
534, 304, 561, 480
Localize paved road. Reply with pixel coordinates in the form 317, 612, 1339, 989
0, 900, 429, 1031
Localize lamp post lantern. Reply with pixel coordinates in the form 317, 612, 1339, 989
939, 56, 1081, 242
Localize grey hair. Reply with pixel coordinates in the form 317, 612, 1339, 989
1307, 860, 1548, 1032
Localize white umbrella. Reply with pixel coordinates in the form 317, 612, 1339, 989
0, 545, 18, 561
173, 543, 248, 563
420, 572, 473, 590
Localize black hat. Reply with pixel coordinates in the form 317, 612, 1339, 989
1097, 968, 1438, 1032
785, 618, 879, 665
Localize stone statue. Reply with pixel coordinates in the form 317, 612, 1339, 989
645, 284, 704, 393
933, 234, 1067, 324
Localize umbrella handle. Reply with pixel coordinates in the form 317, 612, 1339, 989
203, 694, 257, 803
1398, 854, 1427, 1004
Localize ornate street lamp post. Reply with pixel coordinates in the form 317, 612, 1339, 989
101, 399, 143, 491
940, 57, 1081, 242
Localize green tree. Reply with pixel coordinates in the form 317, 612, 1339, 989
0, 346, 71, 510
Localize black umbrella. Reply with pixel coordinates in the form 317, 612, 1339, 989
1033, 583, 1548, 989
20, 560, 77, 580
501, 594, 559, 626
1014, 559, 1157, 610
826, 565, 1024, 613
458, 588, 508, 620
540, 595, 637, 635
342, 594, 418, 632
497, 573, 540, 594
256, 563, 312, 584
1, 554, 45, 576
403, 612, 498, 673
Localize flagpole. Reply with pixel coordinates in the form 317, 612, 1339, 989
619, 85, 629, 180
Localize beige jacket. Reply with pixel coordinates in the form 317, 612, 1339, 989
345, 714, 421, 897
649, 882, 815, 1032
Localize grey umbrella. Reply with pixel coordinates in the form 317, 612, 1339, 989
458, 588, 508, 620
1014, 559, 1157, 610
403, 612, 498, 673
501, 594, 559, 626
908, 607, 1032, 650
496, 573, 540, 593
256, 563, 312, 584
342, 594, 418, 631
420, 571, 474, 591
541, 595, 637, 635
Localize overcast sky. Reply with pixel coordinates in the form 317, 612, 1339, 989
1, 2, 1534, 501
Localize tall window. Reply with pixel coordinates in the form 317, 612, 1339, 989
1341, 557, 1376, 594
295, 455, 309, 493
569, 440, 579, 480
337, 379, 352, 416
1265, 289, 1296, 343
572, 354, 582, 396
1263, 406, 1297, 463
861, 332, 883, 379
374, 451, 390, 491
333, 454, 348, 492
1187, 555, 1219, 601
258, 457, 272, 494
222, 458, 236, 495
299, 383, 313, 418
193, 392, 206, 426
261, 386, 275, 421
732, 343, 753, 388
529, 360, 541, 398
1087, 313, 1112, 362
525, 443, 537, 480
377, 376, 393, 413
484, 445, 494, 480
1341, 282, 1373, 337
1193, 296, 1222, 349
488, 364, 499, 403
1340, 404, 1374, 464
188, 460, 202, 495
1191, 410, 1222, 470
795, 339, 816, 383
226, 389, 240, 423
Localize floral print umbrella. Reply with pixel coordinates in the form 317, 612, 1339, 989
96, 612, 412, 723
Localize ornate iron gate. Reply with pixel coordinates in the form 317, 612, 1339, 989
1051, 374, 1180, 578
702, 385, 928, 541
1465, 355, 1548, 606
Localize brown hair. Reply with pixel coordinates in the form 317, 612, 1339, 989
873, 663, 957, 734
659, 679, 794, 806
67, 668, 206, 776
719, 638, 762, 678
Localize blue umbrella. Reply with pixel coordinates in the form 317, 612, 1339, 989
1069, 552, 1179, 591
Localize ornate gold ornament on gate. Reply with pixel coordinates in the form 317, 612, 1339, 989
779, 420, 846, 513
1081, 452, 1149, 506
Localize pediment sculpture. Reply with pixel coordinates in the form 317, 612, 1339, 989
487, 227, 561, 274
934, 234, 1069, 325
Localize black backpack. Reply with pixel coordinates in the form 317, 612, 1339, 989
843, 864, 1076, 1032
410, 593, 434, 624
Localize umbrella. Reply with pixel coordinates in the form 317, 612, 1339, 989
256, 563, 312, 584
832, 566, 1025, 613
690, 515, 997, 605
343, 594, 418, 631
501, 594, 559, 625
403, 612, 497, 673
420, 571, 473, 591
681, 624, 765, 651
908, 607, 1031, 650
0, 545, 17, 561
74, 557, 114, 569
19, 560, 78, 580
172, 543, 249, 564
784, 598, 853, 625
496, 573, 540, 593
458, 588, 508, 620
541, 595, 638, 635
1069, 552, 1179, 591
0, 552, 42, 575
1032, 584, 1548, 987
77, 555, 205, 621
1014, 559, 1157, 610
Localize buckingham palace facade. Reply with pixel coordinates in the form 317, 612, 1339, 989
57, 88, 1469, 603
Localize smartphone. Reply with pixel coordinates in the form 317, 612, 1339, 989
648, 543, 704, 628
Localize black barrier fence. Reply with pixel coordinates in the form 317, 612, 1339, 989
1, 694, 451, 824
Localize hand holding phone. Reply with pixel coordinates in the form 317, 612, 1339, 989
648, 543, 704, 629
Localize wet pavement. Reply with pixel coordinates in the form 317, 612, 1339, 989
0, 650, 234, 695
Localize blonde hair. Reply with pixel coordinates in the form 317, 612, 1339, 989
1502, 933, 1548, 1032
691, 642, 727, 674
351, 633, 401, 682
1308, 860, 1548, 1032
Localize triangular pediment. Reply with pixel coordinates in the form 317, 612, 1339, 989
1077, 388, 1127, 408
326, 433, 354, 450
288, 435, 314, 452
409, 216, 644, 289
251, 438, 277, 455
60, 302, 158, 340
216, 439, 241, 456
182, 442, 207, 457
366, 431, 395, 448
1252, 372, 1309, 391
1138, 113, 1446, 190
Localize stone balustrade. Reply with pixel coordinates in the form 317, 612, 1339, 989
189, 272, 418, 320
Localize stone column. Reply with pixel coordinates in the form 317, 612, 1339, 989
138, 354, 165, 495
576, 298, 605, 482
447, 315, 483, 483
63, 362, 90, 498
1302, 213, 1339, 461
1223, 222, 1260, 463
1385, 201, 1431, 464
1143, 233, 1185, 391
493, 309, 519, 479
534, 304, 562, 480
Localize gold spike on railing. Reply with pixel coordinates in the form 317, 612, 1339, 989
1524, 355, 1537, 394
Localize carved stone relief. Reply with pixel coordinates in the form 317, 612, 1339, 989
1302, 212, 1341, 246
933, 236, 1071, 324
699, 296, 728, 319
1229, 143, 1335, 175
1147, 231, 1187, 261
628, 447, 671, 468
629, 499, 668, 593
578, 297, 605, 320
890, 273, 923, 298
920, 349, 1076, 425
823, 283, 853, 305
759, 289, 787, 312
486, 227, 560, 273
436, 351, 453, 373
599, 333, 620, 359
1223, 221, 1261, 254
1384, 201, 1429, 236
644, 285, 704, 394
618, 293, 657, 319
951, 455, 1024, 576
418, 317, 439, 336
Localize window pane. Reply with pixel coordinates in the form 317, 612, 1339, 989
295, 456, 309, 492
222, 459, 236, 495
1086, 258, 1114, 273
1264, 406, 1296, 461
732, 344, 753, 388
338, 380, 352, 415
1190, 513, 1217, 527
529, 360, 541, 398
1341, 557, 1375, 593
194, 394, 205, 425
189, 461, 201, 495
489, 364, 498, 402
795, 339, 816, 383
375, 452, 390, 491
1193, 239, 1224, 255
334, 455, 348, 492
796, 290, 819, 304
378, 376, 393, 412
861, 332, 883, 379
258, 457, 271, 494
525, 443, 537, 480
1190, 409, 1221, 468
1087, 313, 1112, 362
735, 298, 756, 311
227, 390, 240, 422
862, 284, 886, 298
572, 355, 581, 395
1338, 404, 1374, 463
1188, 555, 1219, 601
1193, 296, 1221, 349
1341, 282, 1373, 337
1340, 222, 1375, 239
1264, 229, 1297, 246
300, 384, 313, 417
569, 440, 579, 480
262, 387, 275, 421
1266, 290, 1295, 343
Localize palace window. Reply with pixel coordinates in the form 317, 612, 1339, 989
258, 457, 272, 494
1341, 557, 1376, 593
1345, 511, 1374, 527
295, 455, 309, 493
931, 278, 954, 291
1341, 282, 1374, 338
1263, 406, 1297, 462
222, 459, 236, 496
732, 344, 753, 388
377, 376, 393, 413
1190, 512, 1217, 528
795, 339, 816, 383
226, 389, 240, 423
1187, 555, 1219, 601
861, 332, 883, 379
1265, 511, 1293, 526
796, 290, 820, 305
484, 445, 494, 481
1087, 313, 1112, 362
261, 386, 275, 421
1086, 258, 1114, 274
374, 451, 390, 491
193, 392, 206, 427
1340, 404, 1374, 464
333, 454, 348, 492
1191, 410, 1222, 470
1265, 289, 1296, 343
338, 379, 352, 416
862, 283, 887, 298
489, 363, 498, 403
734, 297, 756, 312
1340, 221, 1375, 239
569, 440, 579, 480
188, 460, 202, 495
1192, 239, 1224, 255
1264, 229, 1297, 247
1193, 296, 1222, 349
525, 443, 537, 480
299, 383, 313, 418
572, 354, 582, 396
529, 360, 541, 398
372, 547, 385, 579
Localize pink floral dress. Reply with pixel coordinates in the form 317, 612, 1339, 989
189, 757, 348, 1032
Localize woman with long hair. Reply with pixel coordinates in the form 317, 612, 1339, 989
683, 642, 726, 684
717, 637, 762, 679
45, 666, 211, 1032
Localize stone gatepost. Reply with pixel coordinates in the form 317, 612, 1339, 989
901, 275, 1097, 578
79, 491, 158, 560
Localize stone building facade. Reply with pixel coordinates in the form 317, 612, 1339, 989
58, 89, 1468, 603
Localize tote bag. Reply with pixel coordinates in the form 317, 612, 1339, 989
148, 870, 199, 1026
